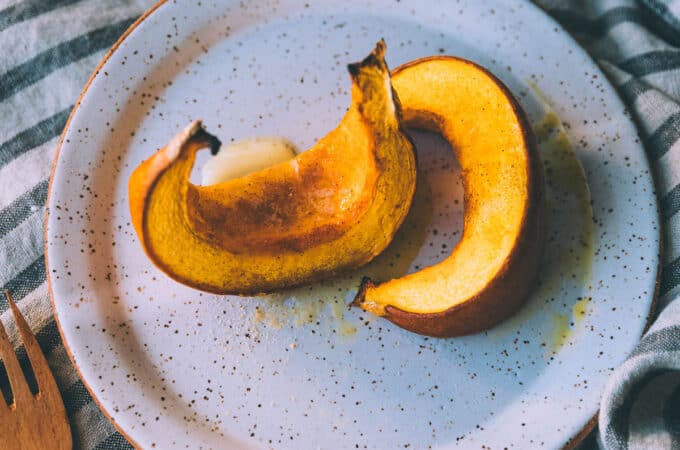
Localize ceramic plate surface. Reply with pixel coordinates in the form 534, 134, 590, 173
46, 1, 659, 448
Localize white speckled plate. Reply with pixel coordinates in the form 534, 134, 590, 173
46, 0, 659, 448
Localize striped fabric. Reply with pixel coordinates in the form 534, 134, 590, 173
0, 1, 152, 448
0, 0, 678, 448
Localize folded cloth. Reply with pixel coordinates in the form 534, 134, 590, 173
0, 0, 678, 448
0, 2, 153, 448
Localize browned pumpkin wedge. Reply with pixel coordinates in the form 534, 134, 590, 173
128, 41, 417, 295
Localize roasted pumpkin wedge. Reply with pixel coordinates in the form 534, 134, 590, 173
351, 57, 546, 337
128, 41, 417, 295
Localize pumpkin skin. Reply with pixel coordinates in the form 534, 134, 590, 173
128, 41, 417, 295
352, 56, 546, 338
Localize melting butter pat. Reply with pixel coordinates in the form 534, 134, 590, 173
202, 137, 298, 185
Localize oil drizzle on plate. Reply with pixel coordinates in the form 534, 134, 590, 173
551, 297, 591, 350
530, 81, 595, 352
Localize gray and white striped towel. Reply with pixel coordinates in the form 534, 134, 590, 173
0, 0, 678, 448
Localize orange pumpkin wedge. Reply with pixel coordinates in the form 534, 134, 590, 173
351, 57, 546, 337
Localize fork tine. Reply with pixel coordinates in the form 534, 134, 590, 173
0, 293, 32, 407
4, 291, 72, 450
5, 291, 57, 397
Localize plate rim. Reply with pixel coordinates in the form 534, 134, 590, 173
44, 2, 169, 448
43, 0, 661, 448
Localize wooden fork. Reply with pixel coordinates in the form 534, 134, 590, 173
0, 291, 71, 450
